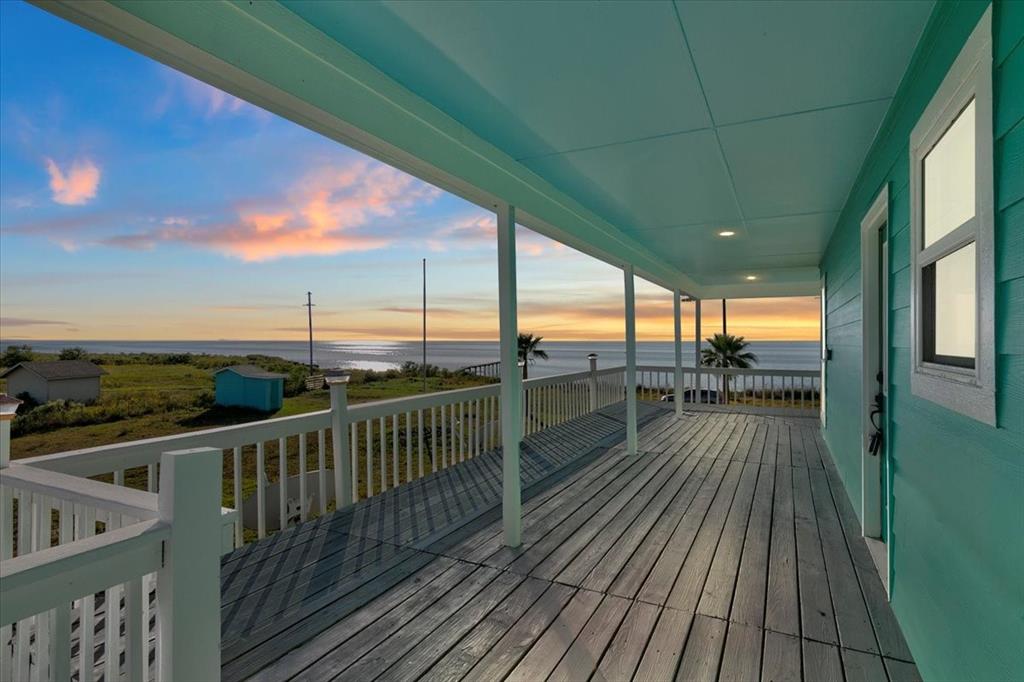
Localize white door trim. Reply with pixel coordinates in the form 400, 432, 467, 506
860, 185, 890, 595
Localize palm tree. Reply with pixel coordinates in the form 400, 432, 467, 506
517, 333, 549, 380
701, 333, 758, 403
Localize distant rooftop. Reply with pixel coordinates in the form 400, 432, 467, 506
0, 360, 107, 381
214, 364, 288, 380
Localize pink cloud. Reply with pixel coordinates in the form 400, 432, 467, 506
151, 69, 261, 120
44, 157, 100, 205
102, 159, 441, 261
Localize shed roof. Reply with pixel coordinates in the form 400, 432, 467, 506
0, 360, 107, 381
214, 365, 289, 380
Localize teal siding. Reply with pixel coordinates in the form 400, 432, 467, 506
820, 2, 1024, 680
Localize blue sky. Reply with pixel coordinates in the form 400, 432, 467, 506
0, 2, 818, 342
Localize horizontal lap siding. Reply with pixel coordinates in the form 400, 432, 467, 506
820, 2, 1024, 680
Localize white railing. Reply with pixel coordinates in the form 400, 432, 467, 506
12, 363, 625, 552
0, 357, 819, 680
634, 365, 821, 414
10, 361, 818, 557
0, 447, 222, 682
522, 367, 624, 434
459, 360, 501, 378
347, 381, 501, 499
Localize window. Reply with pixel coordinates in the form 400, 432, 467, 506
909, 7, 994, 425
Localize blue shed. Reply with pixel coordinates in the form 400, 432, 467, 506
213, 365, 287, 412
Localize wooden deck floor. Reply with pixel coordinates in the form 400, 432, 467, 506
222, 404, 920, 682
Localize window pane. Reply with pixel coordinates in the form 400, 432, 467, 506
923, 99, 975, 247
923, 242, 976, 367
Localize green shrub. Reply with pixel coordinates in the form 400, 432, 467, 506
2, 344, 33, 367
58, 347, 86, 360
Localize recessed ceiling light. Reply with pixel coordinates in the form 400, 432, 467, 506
718, 230, 736, 237
745, 275, 758, 281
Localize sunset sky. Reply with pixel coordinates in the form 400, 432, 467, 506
0, 2, 820, 343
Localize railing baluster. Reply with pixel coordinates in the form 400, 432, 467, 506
79, 505, 96, 682
278, 437, 287, 530
379, 416, 387, 492
523, 388, 529, 435
0, 486, 11, 560
104, 513, 121, 682
0, 488, 11, 682
256, 442, 266, 538
392, 413, 399, 488
417, 409, 425, 478
299, 433, 308, 523
472, 400, 479, 458
452, 403, 459, 463
51, 600, 72, 682
232, 446, 243, 546
34, 496, 51, 682
405, 411, 413, 483
124, 576, 143, 682
462, 402, 469, 461
349, 424, 358, 503
430, 407, 438, 472
439, 404, 447, 469
365, 419, 373, 497
318, 429, 328, 510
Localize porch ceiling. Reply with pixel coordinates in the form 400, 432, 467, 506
40, 0, 933, 299
280, 0, 933, 294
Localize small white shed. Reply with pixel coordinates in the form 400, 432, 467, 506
0, 360, 106, 404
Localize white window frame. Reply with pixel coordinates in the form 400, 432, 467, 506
909, 7, 995, 426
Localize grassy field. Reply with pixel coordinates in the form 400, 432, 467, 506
4, 353, 494, 460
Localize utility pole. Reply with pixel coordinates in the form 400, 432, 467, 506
722, 298, 727, 336
422, 258, 427, 392
305, 291, 315, 372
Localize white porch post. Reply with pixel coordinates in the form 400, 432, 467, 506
673, 290, 683, 417
694, 299, 702, 403
157, 448, 222, 682
624, 264, 638, 455
497, 203, 522, 547
588, 353, 599, 412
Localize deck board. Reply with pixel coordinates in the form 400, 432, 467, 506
221, 404, 920, 681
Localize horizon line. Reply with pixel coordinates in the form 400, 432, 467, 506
1, 336, 821, 344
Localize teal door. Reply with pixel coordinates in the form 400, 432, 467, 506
873, 223, 889, 540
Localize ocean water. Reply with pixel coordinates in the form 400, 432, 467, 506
9, 339, 821, 377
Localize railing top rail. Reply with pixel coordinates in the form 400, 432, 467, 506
0, 518, 168, 625
347, 382, 501, 421
459, 360, 500, 370
15, 362, 814, 478
523, 369, 594, 389
636, 364, 819, 377
17, 408, 332, 476
1, 464, 159, 519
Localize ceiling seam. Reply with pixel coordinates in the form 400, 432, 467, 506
514, 95, 896, 163
670, 0, 747, 229
632, 209, 844, 233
